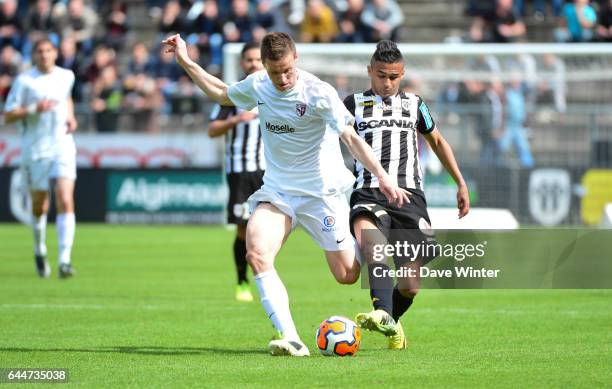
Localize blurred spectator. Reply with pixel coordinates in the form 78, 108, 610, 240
57, 35, 85, 103
336, 0, 369, 43
537, 53, 566, 112
128, 42, 156, 76
361, 0, 404, 42
153, 45, 183, 116
83, 45, 116, 85
464, 79, 504, 166
492, 0, 526, 42
0, 0, 23, 49
26, 0, 59, 36
513, 0, 564, 19
596, 0, 612, 41
268, 0, 306, 25
505, 52, 537, 108
254, 0, 277, 41
191, 0, 224, 67
91, 66, 123, 133
103, 0, 130, 52
256, 0, 276, 30
123, 73, 163, 132
501, 73, 534, 168
466, 0, 495, 18
470, 0, 526, 43
301, 0, 338, 43
468, 54, 502, 73
159, 0, 190, 37
0, 45, 20, 102
153, 45, 182, 82
223, 0, 255, 43
58, 0, 99, 55
555, 0, 597, 42
169, 45, 205, 123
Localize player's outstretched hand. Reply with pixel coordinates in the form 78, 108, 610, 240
457, 184, 470, 219
162, 34, 188, 64
379, 175, 411, 207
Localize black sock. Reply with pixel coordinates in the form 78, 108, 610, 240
368, 263, 393, 315
392, 286, 414, 322
233, 236, 248, 284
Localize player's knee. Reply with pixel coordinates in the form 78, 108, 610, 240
31, 200, 47, 217
56, 196, 73, 213
334, 269, 359, 285
32, 206, 45, 218
246, 248, 270, 273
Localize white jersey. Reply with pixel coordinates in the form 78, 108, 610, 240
227, 68, 355, 197
4, 66, 76, 162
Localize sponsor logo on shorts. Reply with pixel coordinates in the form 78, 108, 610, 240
322, 215, 336, 232
418, 217, 435, 237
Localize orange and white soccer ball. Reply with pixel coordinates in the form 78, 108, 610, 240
316, 316, 361, 356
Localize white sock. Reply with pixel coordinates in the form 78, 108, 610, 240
32, 214, 47, 257
254, 269, 300, 341
56, 213, 75, 265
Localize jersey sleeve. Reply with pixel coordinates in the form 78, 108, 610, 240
209, 104, 235, 121
343, 94, 359, 133
343, 94, 356, 115
316, 83, 354, 135
227, 74, 257, 111
416, 96, 436, 134
4, 75, 26, 112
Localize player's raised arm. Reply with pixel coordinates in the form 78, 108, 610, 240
340, 127, 410, 207
162, 34, 234, 106
424, 126, 470, 218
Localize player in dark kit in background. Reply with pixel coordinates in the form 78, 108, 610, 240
208, 42, 264, 302
344, 40, 470, 349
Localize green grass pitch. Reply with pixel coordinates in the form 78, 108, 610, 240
0, 224, 610, 388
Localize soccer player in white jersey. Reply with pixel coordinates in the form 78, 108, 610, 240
163, 32, 409, 356
208, 42, 265, 302
345, 41, 470, 349
4, 37, 78, 279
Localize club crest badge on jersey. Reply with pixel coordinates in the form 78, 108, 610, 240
296, 103, 307, 117
401, 99, 411, 111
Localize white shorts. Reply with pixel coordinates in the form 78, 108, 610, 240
248, 186, 354, 251
22, 155, 77, 191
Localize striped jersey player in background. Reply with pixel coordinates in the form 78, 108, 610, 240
208, 42, 265, 303
344, 40, 470, 349
3, 37, 78, 279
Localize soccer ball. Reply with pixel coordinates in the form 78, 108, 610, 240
316, 316, 361, 356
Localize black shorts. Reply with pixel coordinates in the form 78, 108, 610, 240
350, 187, 436, 265
227, 170, 264, 225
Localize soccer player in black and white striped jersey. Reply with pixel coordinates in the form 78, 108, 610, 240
208, 42, 264, 302
344, 40, 470, 349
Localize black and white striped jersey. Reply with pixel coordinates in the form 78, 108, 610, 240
209, 104, 265, 174
343, 90, 436, 191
